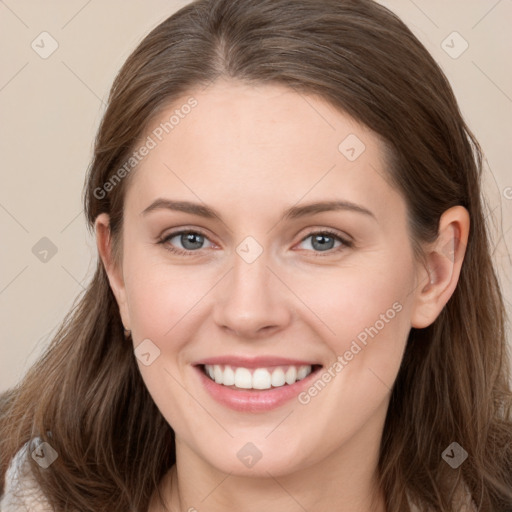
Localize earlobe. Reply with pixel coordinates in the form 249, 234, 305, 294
94, 213, 131, 331
410, 206, 470, 329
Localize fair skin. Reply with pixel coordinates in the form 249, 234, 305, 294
95, 79, 469, 512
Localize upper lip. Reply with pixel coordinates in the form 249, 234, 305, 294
194, 356, 321, 369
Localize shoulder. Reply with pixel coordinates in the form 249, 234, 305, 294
1, 441, 54, 512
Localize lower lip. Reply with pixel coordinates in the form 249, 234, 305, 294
195, 366, 321, 412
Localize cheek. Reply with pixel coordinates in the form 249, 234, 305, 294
292, 253, 416, 413
296, 257, 414, 350
123, 261, 208, 431
124, 256, 208, 341
339, 264, 415, 395
290, 263, 413, 443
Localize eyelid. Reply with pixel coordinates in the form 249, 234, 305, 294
158, 227, 216, 255
158, 226, 353, 256
297, 226, 353, 245
294, 228, 353, 256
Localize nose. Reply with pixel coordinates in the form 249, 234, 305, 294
212, 249, 292, 340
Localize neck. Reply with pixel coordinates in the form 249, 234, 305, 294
156, 418, 387, 512
171, 461, 385, 512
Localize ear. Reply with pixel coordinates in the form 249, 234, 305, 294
410, 205, 470, 329
95, 213, 131, 331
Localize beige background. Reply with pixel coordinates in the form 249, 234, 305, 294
1, 0, 511, 392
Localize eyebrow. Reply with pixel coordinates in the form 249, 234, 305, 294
141, 198, 376, 221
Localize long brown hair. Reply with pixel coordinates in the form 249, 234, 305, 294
1, 0, 511, 510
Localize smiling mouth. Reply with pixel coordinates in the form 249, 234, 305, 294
201, 364, 322, 390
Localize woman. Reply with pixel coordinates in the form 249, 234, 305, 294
1, 0, 511, 510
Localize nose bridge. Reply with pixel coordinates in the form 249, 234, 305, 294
213, 238, 291, 337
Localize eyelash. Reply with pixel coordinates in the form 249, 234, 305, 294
157, 228, 353, 257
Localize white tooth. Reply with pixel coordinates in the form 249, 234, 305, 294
252, 368, 272, 389
213, 365, 224, 384
205, 364, 311, 389
234, 367, 252, 389
297, 365, 311, 380
285, 366, 297, 385
271, 367, 286, 387
223, 365, 235, 386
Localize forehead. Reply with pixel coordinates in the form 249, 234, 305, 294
124, 79, 404, 226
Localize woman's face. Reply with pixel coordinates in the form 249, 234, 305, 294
100, 79, 429, 478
